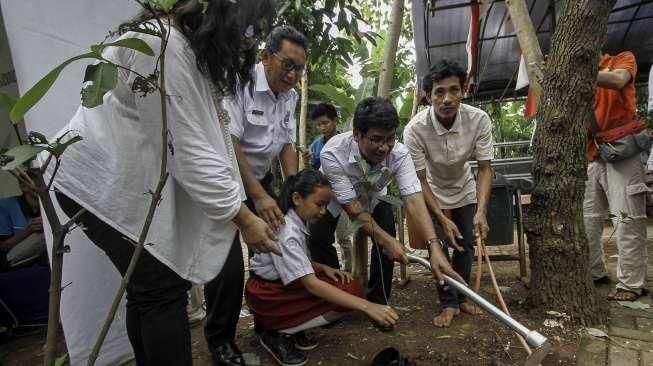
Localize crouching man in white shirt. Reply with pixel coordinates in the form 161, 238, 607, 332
307, 97, 463, 332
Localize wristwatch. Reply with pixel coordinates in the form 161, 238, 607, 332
426, 238, 445, 250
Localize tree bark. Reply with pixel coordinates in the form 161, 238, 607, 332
524, 0, 615, 325
376, 0, 404, 98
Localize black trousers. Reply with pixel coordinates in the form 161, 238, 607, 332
57, 193, 193, 366
308, 201, 396, 305
204, 172, 275, 341
431, 204, 476, 308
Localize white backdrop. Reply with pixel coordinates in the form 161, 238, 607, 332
1, 1, 140, 364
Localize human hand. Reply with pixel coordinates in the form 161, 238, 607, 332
428, 245, 465, 286
27, 217, 43, 233
299, 147, 312, 165
322, 266, 353, 283
473, 212, 489, 241
254, 194, 285, 232
363, 302, 399, 327
381, 237, 408, 264
239, 214, 281, 256
440, 216, 464, 252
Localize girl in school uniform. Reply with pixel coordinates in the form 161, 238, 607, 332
245, 169, 399, 366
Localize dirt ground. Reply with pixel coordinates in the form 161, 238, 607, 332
3, 231, 627, 366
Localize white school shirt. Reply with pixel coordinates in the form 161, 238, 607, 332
319, 132, 422, 217
224, 63, 298, 179
249, 209, 314, 285
47, 26, 245, 284
402, 104, 494, 209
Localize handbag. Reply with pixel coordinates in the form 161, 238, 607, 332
591, 116, 651, 163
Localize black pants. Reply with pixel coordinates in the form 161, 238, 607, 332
308, 201, 396, 305
57, 193, 193, 366
431, 204, 476, 309
204, 172, 275, 341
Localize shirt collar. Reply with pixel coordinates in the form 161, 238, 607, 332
254, 62, 290, 101
430, 106, 462, 135
287, 209, 309, 235
347, 135, 388, 169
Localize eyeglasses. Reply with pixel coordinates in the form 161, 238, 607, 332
364, 133, 397, 147
273, 53, 305, 76
431, 87, 463, 100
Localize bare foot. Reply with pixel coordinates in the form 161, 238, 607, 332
459, 302, 483, 315
432, 307, 459, 328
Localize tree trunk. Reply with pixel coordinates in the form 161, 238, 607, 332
376, 0, 404, 98
298, 72, 308, 169
524, 0, 615, 325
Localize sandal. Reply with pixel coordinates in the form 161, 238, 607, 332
607, 288, 641, 301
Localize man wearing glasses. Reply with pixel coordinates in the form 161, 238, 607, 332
403, 59, 493, 328
308, 97, 463, 332
207, 26, 307, 365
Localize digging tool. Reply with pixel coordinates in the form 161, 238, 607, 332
406, 254, 551, 366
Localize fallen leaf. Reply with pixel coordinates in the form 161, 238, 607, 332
617, 301, 651, 309
242, 353, 260, 365
586, 327, 608, 338
346, 353, 360, 360
436, 335, 451, 339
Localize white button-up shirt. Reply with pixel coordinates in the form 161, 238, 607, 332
319, 132, 422, 216
47, 26, 245, 284
249, 209, 314, 285
403, 104, 493, 209
224, 63, 298, 179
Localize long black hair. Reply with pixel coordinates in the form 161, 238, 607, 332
278, 169, 331, 214
120, 0, 276, 95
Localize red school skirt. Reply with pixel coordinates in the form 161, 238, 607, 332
245, 274, 364, 330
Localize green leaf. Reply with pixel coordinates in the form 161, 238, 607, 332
198, 0, 208, 13
146, 0, 178, 12
398, 92, 414, 121
1, 144, 47, 170
347, 217, 368, 235
377, 194, 403, 208
0, 91, 18, 115
54, 353, 69, 366
353, 155, 369, 175
99, 38, 155, 57
81, 63, 118, 108
49, 136, 83, 157
10, 52, 100, 123
309, 84, 355, 117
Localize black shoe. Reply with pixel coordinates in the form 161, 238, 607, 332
210, 342, 246, 366
293, 331, 318, 351
259, 331, 307, 366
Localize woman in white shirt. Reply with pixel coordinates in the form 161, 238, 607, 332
246, 169, 398, 366
51, 1, 279, 365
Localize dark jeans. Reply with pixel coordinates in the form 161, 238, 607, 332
432, 204, 476, 309
56, 192, 193, 366
308, 201, 396, 305
204, 172, 275, 340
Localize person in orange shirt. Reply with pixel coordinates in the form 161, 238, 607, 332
584, 51, 648, 301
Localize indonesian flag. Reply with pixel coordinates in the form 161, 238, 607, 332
516, 53, 538, 118
465, 1, 492, 93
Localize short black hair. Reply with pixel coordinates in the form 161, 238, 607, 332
265, 25, 307, 53
353, 97, 399, 134
421, 59, 467, 95
310, 102, 338, 121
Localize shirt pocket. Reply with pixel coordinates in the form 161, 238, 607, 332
274, 110, 295, 144
243, 106, 271, 148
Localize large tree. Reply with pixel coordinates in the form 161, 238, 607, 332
524, 0, 616, 325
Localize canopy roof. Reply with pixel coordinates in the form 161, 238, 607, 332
411, 0, 653, 102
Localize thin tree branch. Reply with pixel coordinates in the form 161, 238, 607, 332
62, 208, 87, 232
46, 158, 61, 191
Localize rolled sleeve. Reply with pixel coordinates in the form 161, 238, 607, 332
475, 114, 494, 161
402, 126, 427, 171
393, 152, 422, 197
273, 238, 315, 285
320, 150, 357, 205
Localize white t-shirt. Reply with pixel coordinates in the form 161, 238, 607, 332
250, 209, 314, 285
47, 25, 245, 283
403, 104, 494, 209
224, 63, 298, 179
319, 131, 422, 216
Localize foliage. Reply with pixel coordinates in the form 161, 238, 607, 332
482, 100, 535, 158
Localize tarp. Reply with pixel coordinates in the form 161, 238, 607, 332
0, 1, 139, 364
412, 0, 653, 101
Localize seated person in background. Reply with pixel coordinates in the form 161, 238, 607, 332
301, 102, 353, 272
307, 97, 463, 332
403, 59, 493, 327
0, 175, 45, 271
246, 169, 398, 366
